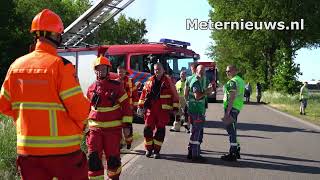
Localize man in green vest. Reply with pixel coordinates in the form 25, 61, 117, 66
187, 65, 212, 161
299, 81, 309, 115
221, 65, 245, 162
183, 62, 199, 132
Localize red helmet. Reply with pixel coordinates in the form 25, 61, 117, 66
93, 56, 112, 68
30, 9, 64, 34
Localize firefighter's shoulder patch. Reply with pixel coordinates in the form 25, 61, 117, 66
59, 56, 72, 65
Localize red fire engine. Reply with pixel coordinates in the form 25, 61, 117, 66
58, 39, 200, 92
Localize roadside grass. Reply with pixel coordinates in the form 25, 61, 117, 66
0, 113, 19, 179
262, 91, 320, 125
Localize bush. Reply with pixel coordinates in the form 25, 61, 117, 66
0, 113, 19, 179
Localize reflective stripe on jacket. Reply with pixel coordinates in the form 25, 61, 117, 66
138, 75, 179, 110
0, 40, 90, 156
118, 76, 139, 108
87, 79, 133, 129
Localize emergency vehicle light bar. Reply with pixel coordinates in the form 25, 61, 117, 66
160, 38, 191, 47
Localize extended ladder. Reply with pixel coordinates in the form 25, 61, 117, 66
62, 0, 135, 47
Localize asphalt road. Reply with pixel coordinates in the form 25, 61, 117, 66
120, 96, 320, 180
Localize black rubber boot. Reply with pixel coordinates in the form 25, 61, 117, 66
221, 153, 237, 162
187, 150, 192, 160
236, 147, 241, 159
145, 150, 152, 158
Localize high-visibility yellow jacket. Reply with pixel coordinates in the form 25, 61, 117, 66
0, 40, 90, 156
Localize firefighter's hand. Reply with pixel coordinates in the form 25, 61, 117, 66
137, 108, 145, 118
123, 123, 133, 135
123, 123, 133, 149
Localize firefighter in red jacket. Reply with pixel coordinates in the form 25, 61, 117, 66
117, 66, 139, 149
137, 62, 179, 159
86, 56, 133, 180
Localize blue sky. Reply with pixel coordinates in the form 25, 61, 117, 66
114, 0, 319, 81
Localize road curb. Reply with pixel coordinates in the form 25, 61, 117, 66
121, 141, 145, 171
263, 104, 320, 131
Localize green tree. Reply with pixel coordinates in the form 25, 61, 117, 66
272, 48, 302, 94
0, 0, 91, 84
0, 0, 19, 84
87, 14, 148, 45
208, 0, 320, 93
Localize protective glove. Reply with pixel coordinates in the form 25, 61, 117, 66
123, 123, 133, 149
136, 108, 145, 118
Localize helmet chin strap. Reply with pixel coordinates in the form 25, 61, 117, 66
34, 31, 62, 47
46, 35, 62, 47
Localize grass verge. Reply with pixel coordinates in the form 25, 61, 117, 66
262, 91, 320, 126
0, 113, 19, 179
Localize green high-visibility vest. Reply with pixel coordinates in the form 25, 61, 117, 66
176, 80, 186, 97
223, 75, 245, 111
188, 76, 206, 114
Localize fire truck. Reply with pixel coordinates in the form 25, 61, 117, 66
197, 60, 219, 102
58, 39, 200, 92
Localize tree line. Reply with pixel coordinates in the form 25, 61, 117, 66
207, 0, 320, 94
0, 0, 147, 85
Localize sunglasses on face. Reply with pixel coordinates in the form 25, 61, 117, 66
225, 70, 231, 73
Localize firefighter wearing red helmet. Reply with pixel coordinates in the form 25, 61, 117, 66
137, 62, 179, 159
86, 56, 133, 180
0, 9, 90, 179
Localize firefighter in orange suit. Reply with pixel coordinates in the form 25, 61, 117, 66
117, 66, 139, 149
86, 56, 133, 180
137, 62, 179, 159
0, 9, 90, 180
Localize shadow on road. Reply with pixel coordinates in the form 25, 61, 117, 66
203, 132, 272, 139
201, 149, 320, 164
121, 149, 146, 156
161, 151, 320, 174
205, 120, 320, 134
210, 100, 267, 105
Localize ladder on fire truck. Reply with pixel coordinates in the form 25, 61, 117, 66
62, 0, 135, 47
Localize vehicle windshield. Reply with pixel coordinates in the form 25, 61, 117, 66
166, 57, 195, 80
107, 55, 126, 73
206, 68, 215, 82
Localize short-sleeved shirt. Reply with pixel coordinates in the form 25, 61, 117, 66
300, 86, 309, 100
